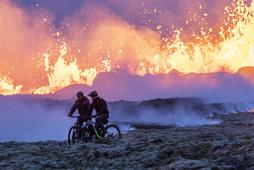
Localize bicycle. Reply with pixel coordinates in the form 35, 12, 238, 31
68, 115, 122, 145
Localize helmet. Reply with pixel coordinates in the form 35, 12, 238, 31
76, 91, 84, 97
88, 90, 98, 97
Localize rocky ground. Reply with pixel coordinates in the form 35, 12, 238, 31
1, 112, 254, 169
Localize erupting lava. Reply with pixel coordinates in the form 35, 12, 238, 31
0, 0, 254, 95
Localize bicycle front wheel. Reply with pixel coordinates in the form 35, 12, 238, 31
103, 124, 122, 141
69, 126, 85, 144
68, 126, 77, 145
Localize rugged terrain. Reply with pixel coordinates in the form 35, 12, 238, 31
1, 112, 254, 169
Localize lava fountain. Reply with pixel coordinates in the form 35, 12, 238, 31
0, 0, 254, 95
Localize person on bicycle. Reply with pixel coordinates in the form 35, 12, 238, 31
68, 91, 91, 127
88, 90, 109, 132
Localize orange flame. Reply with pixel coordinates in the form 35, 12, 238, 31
0, 76, 22, 95
31, 43, 112, 94
0, 0, 254, 95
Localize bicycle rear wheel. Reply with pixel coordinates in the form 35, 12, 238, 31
103, 124, 122, 141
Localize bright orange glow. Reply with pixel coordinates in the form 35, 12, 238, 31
0, 76, 22, 95
31, 43, 110, 94
0, 0, 254, 95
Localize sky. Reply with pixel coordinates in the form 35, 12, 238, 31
13, 0, 85, 23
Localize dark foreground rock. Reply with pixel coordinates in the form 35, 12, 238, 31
1, 112, 254, 169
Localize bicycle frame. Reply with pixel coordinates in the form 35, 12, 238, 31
85, 120, 101, 140
71, 116, 102, 139
68, 115, 121, 144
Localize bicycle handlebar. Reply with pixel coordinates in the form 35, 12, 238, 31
69, 115, 97, 119
69, 115, 79, 118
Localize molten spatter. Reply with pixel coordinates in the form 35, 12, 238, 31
0, 0, 254, 95
0, 76, 23, 95
31, 43, 112, 94
152, 0, 254, 74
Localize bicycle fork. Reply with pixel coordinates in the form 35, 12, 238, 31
92, 126, 101, 140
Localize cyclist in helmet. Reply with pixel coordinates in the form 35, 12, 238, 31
68, 91, 91, 127
88, 90, 109, 132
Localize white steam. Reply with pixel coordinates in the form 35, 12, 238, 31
0, 97, 73, 142
0, 96, 254, 141
110, 104, 220, 127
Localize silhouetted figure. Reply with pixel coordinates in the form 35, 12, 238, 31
88, 90, 109, 131
68, 91, 91, 126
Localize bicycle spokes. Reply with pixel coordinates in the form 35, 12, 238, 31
104, 125, 122, 141
68, 121, 121, 144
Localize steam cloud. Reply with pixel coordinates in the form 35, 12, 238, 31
1, 95, 253, 142
0, 96, 72, 141
92, 71, 254, 102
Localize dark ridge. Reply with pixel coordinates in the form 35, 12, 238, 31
131, 123, 176, 129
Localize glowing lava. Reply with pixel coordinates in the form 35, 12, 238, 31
0, 76, 22, 95
0, 0, 254, 95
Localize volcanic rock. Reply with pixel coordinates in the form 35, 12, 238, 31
1, 112, 254, 169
